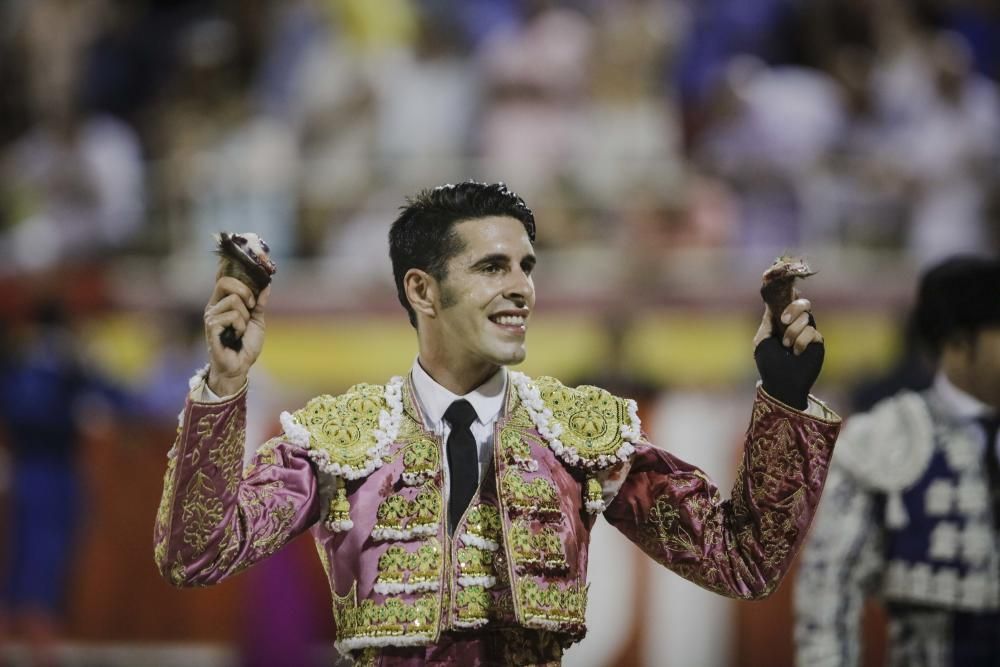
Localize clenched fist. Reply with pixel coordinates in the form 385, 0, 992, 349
204, 277, 270, 396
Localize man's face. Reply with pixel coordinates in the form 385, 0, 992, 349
432, 216, 536, 369
967, 326, 1000, 410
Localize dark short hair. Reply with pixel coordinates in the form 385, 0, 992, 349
389, 182, 536, 328
913, 255, 1000, 356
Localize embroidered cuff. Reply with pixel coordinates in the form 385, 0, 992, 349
756, 382, 841, 425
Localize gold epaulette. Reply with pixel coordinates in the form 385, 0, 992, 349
282, 376, 405, 481
510, 373, 642, 472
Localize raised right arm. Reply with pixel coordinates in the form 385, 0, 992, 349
153, 378, 321, 586
154, 273, 321, 586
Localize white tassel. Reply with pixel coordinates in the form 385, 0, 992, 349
886, 492, 909, 528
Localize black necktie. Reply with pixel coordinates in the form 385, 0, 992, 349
978, 416, 1000, 532
444, 399, 479, 534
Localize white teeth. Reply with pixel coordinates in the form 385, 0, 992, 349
494, 315, 525, 326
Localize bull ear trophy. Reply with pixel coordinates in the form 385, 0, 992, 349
760, 256, 815, 338
213, 232, 277, 351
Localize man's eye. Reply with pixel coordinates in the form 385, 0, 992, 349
483, 264, 502, 274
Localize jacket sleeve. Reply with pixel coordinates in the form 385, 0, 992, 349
793, 457, 885, 667
153, 384, 322, 586
604, 385, 842, 600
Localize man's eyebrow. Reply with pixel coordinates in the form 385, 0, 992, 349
470, 253, 511, 268
521, 254, 537, 268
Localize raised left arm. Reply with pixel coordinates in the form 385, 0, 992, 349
604, 387, 841, 599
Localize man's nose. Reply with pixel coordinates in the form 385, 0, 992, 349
505, 270, 533, 304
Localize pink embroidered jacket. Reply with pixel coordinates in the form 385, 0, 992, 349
154, 372, 840, 664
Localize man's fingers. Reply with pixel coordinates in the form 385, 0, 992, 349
205, 293, 251, 322
206, 310, 247, 336
782, 311, 812, 347
780, 298, 812, 325
209, 277, 256, 309
792, 327, 824, 355
256, 285, 271, 311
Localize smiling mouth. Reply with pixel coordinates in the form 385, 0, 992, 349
488, 312, 528, 333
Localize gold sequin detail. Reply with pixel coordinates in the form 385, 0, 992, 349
534, 376, 632, 463
332, 583, 438, 641
293, 384, 386, 470
500, 470, 561, 519
509, 520, 568, 573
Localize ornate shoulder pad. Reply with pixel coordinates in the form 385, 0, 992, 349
510, 372, 641, 471
833, 390, 935, 528
279, 376, 404, 480
835, 391, 934, 492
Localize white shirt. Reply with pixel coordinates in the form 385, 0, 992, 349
409, 358, 506, 483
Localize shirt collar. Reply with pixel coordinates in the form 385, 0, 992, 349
410, 358, 507, 428
934, 370, 994, 421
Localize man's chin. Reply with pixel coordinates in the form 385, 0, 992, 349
492, 345, 527, 367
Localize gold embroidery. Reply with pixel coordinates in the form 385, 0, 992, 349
534, 376, 633, 465
245, 438, 282, 475
251, 501, 296, 558
154, 449, 180, 568
455, 585, 492, 625
168, 558, 186, 586
463, 504, 502, 544
638, 493, 698, 557
180, 469, 224, 553
457, 545, 495, 578
500, 427, 537, 469
374, 539, 443, 589
206, 410, 245, 495
377, 545, 408, 585
332, 582, 438, 642
519, 580, 587, 625
373, 485, 443, 539
500, 470, 561, 519
509, 520, 568, 573
235, 480, 298, 559
411, 539, 441, 584
504, 403, 536, 429
293, 384, 387, 471
402, 438, 440, 485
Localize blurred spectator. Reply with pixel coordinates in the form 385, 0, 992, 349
887, 32, 1000, 267
476, 1, 593, 200
149, 16, 297, 264
0, 297, 130, 666
694, 57, 840, 258
0, 0, 144, 273
571, 0, 684, 209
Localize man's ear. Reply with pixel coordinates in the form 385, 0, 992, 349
404, 268, 437, 321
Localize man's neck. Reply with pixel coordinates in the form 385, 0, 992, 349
416, 355, 500, 395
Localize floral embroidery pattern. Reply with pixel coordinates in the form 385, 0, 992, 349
510, 373, 640, 470
180, 469, 224, 553
401, 438, 440, 486
284, 377, 404, 480
332, 583, 438, 652
509, 520, 569, 574
205, 411, 245, 495
372, 486, 442, 541
374, 538, 443, 594
460, 504, 502, 551
500, 470, 561, 519
519, 580, 587, 630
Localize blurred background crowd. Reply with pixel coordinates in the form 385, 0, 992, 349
0, 0, 998, 665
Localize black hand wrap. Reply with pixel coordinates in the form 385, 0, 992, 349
754, 315, 823, 410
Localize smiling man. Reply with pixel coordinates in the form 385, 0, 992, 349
154, 182, 842, 666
